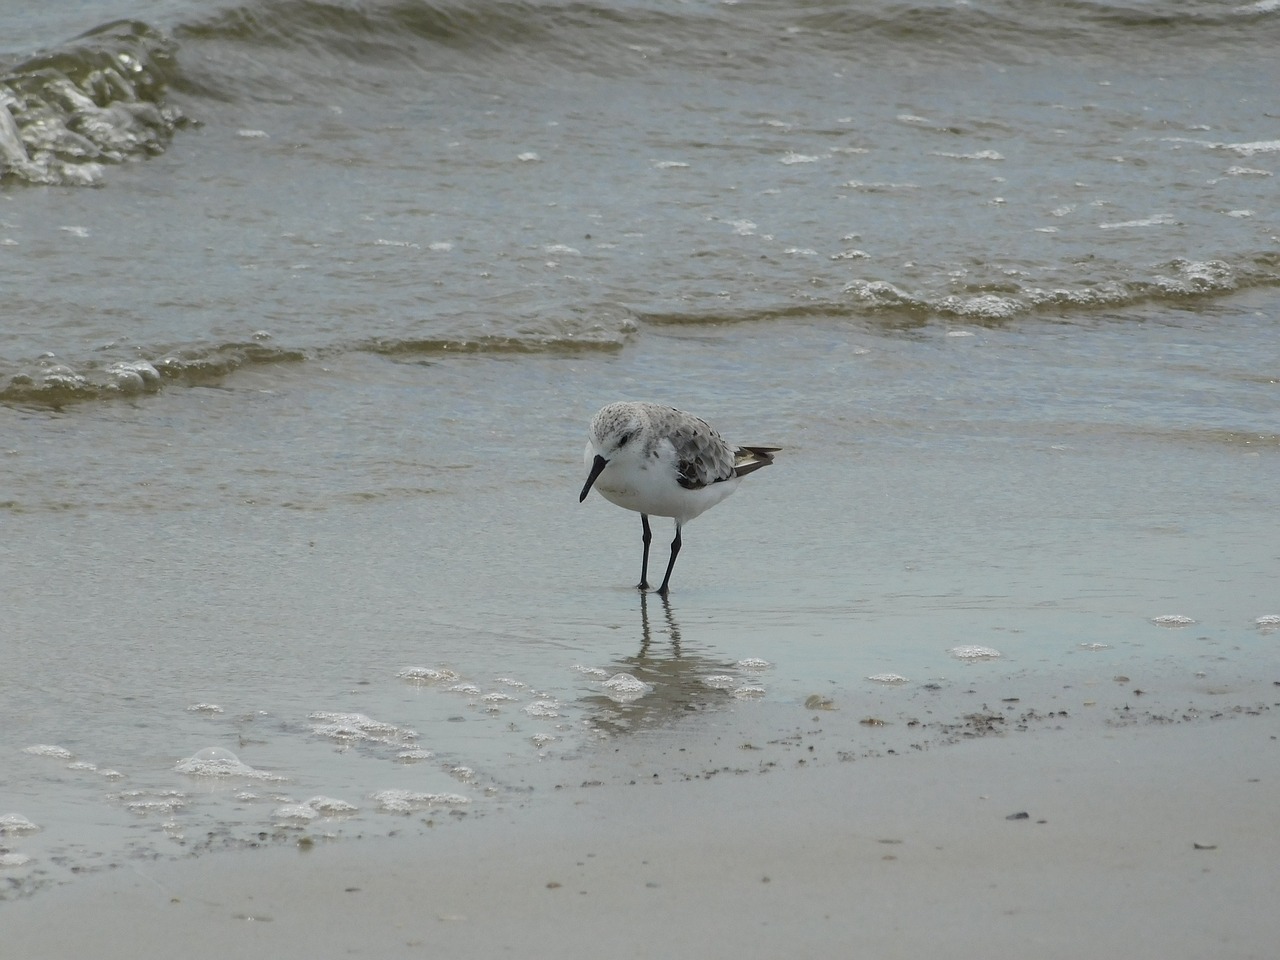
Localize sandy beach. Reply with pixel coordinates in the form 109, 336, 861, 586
7, 698, 1277, 960
6, 2, 1279, 956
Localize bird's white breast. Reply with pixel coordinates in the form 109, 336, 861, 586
585, 439, 740, 523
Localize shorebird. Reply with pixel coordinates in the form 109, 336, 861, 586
578, 401, 778, 594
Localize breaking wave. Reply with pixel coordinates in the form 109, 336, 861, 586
0, 20, 188, 186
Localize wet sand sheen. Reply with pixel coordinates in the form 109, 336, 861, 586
5, 713, 1278, 959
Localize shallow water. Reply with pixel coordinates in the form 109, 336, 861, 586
3, 0, 1279, 897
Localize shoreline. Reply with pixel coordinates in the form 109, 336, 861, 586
6, 704, 1278, 960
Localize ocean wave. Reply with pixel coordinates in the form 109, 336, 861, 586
641, 253, 1280, 330
7, 0, 1271, 162
786, 0, 1280, 64
842, 256, 1278, 324
171, 0, 696, 78
168, 0, 1280, 72
0, 314, 633, 410
7, 0, 1260, 168
0, 20, 188, 186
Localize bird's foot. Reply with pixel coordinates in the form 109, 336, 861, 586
636, 581, 650, 591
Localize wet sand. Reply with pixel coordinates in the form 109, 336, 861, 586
6, 706, 1278, 960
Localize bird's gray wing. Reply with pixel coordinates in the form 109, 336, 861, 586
671, 417, 737, 489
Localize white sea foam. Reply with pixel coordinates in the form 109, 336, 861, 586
106, 360, 162, 394
937, 294, 1022, 319
308, 712, 418, 745
397, 667, 460, 685
370, 789, 470, 814
307, 796, 358, 816
174, 747, 286, 781
841, 180, 918, 192
273, 803, 319, 822
1099, 214, 1177, 229
1224, 139, 1280, 156
933, 150, 1004, 160
949, 645, 1002, 660
524, 699, 562, 718
1150, 615, 1196, 627
843, 279, 916, 306
701, 675, 738, 690
0, 813, 41, 835
395, 749, 435, 763
113, 790, 188, 816
23, 744, 73, 760
601, 673, 652, 702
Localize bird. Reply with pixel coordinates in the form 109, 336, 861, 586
578, 401, 778, 595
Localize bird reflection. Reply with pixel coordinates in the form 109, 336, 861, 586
639, 589, 681, 655
578, 592, 747, 738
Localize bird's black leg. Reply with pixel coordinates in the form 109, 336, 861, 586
638, 514, 652, 591
656, 523, 682, 596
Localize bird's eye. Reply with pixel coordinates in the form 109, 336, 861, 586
618, 432, 632, 447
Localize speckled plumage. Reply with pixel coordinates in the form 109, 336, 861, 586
578, 401, 778, 594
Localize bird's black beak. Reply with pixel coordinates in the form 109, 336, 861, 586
579, 454, 608, 502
